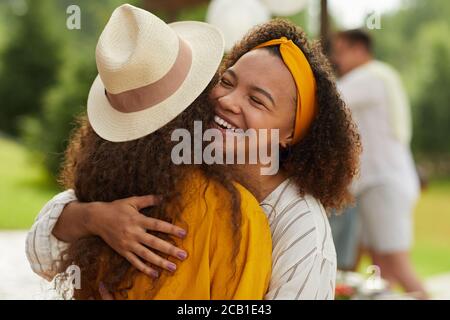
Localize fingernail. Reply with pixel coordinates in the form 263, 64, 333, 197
167, 263, 177, 272
177, 230, 187, 238
177, 251, 187, 260
150, 270, 159, 278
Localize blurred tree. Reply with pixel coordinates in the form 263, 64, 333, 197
142, 0, 209, 22
20, 0, 138, 176
372, 0, 450, 93
411, 22, 450, 158
0, 0, 62, 135
21, 52, 96, 176
370, 0, 450, 170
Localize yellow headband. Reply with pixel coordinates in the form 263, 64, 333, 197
253, 37, 317, 144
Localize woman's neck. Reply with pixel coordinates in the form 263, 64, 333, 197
233, 164, 289, 202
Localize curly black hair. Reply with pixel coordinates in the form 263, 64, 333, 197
222, 19, 361, 211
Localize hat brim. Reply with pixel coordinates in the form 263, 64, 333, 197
87, 21, 224, 142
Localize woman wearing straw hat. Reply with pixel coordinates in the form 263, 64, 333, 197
26, 12, 361, 299
37, 4, 272, 299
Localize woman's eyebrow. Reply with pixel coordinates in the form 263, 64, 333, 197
249, 85, 275, 106
225, 69, 237, 80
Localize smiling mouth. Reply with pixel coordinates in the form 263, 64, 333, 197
213, 114, 240, 132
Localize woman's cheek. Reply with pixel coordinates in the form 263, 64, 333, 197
210, 85, 225, 99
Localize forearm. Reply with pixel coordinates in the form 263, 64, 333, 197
52, 200, 97, 242
27, 191, 186, 281
25, 190, 77, 280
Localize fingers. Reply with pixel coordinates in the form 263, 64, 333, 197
138, 232, 187, 261
140, 216, 187, 239
99, 282, 114, 300
129, 195, 162, 210
123, 251, 159, 278
131, 243, 178, 273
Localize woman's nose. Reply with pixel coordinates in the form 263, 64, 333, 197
218, 94, 242, 114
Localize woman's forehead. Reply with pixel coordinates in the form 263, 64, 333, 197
230, 49, 297, 100
232, 49, 279, 72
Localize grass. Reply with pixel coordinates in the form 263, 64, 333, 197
0, 137, 449, 277
411, 180, 450, 276
0, 137, 59, 229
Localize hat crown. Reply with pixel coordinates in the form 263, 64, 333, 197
96, 4, 180, 94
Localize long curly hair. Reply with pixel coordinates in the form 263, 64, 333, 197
222, 19, 361, 211
54, 78, 243, 299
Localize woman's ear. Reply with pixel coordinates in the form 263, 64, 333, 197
280, 131, 294, 148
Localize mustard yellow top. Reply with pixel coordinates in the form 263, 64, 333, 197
113, 170, 272, 300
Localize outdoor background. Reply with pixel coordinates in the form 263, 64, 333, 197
0, 0, 449, 299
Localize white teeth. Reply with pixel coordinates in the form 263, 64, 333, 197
214, 114, 237, 130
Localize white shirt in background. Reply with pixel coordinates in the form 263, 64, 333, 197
337, 60, 420, 197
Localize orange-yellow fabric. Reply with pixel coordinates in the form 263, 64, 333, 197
254, 37, 317, 144
111, 170, 272, 299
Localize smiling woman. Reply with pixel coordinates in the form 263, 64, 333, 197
207, 19, 361, 299
217, 19, 361, 210
211, 48, 298, 149
24, 17, 361, 300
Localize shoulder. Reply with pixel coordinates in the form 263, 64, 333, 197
302, 195, 336, 260
235, 182, 268, 221
180, 170, 267, 226
370, 60, 399, 76
266, 181, 336, 263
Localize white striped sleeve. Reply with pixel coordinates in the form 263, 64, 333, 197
264, 196, 337, 300
266, 250, 336, 300
25, 190, 77, 281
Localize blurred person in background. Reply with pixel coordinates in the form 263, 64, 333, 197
330, 29, 428, 299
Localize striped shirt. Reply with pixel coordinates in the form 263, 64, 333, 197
26, 179, 336, 299
261, 179, 336, 300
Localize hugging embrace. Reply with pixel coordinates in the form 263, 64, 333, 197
26, 4, 360, 300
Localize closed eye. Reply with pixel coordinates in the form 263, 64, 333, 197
250, 96, 270, 110
220, 77, 233, 88
250, 96, 263, 105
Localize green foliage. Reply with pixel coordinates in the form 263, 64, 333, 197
19, 0, 139, 176
371, 0, 450, 163
411, 22, 450, 157
177, 2, 208, 21
0, 0, 62, 135
21, 52, 96, 176
285, 10, 310, 36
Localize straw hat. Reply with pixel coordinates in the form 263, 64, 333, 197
87, 4, 224, 142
